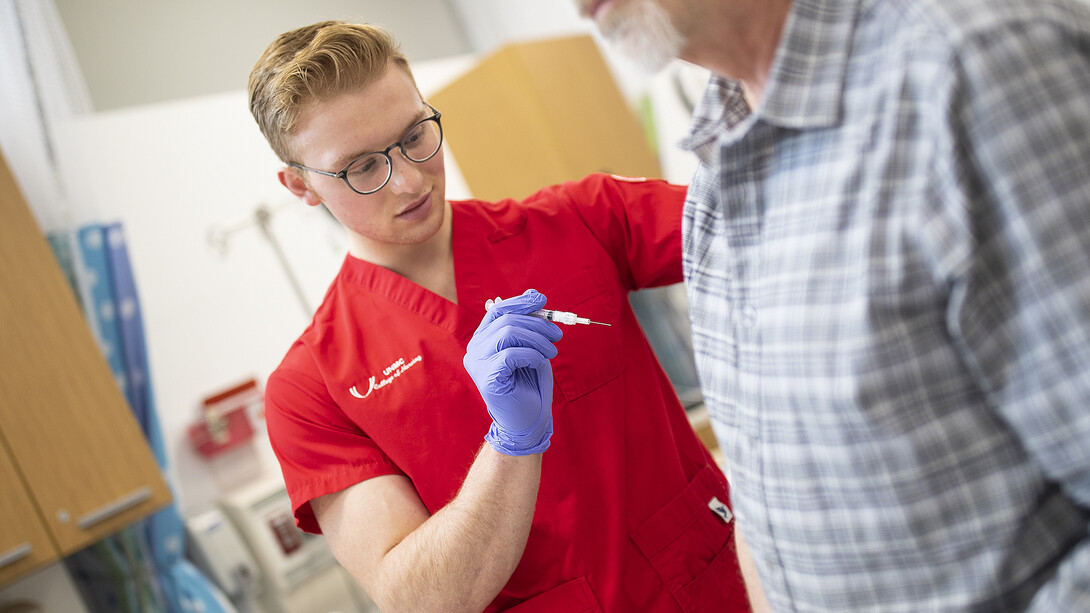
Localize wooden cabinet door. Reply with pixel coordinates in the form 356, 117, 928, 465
0, 152, 172, 558
0, 443, 58, 585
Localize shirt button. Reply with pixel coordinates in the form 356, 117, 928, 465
741, 305, 757, 328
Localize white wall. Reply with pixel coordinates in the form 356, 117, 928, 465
449, 0, 590, 51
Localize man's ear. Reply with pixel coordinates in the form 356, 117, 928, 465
278, 166, 323, 207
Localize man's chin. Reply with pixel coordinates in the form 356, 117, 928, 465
611, 41, 678, 73
598, 2, 684, 73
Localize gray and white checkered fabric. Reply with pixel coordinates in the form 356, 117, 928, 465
680, 0, 1090, 610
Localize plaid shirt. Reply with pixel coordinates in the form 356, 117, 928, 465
680, 0, 1090, 610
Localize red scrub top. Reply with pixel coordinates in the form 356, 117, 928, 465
265, 174, 750, 612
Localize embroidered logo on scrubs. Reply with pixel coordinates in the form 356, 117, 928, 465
349, 354, 423, 399
708, 496, 734, 524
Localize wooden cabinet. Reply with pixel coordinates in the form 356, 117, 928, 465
0, 152, 172, 587
0, 445, 57, 585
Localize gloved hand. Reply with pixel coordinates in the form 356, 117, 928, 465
464, 289, 563, 456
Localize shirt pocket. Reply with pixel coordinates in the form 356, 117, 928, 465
631, 466, 750, 612
542, 268, 624, 402
502, 577, 603, 613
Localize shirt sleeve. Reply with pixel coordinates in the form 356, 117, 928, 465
931, 18, 1090, 610
552, 173, 687, 291
264, 341, 405, 533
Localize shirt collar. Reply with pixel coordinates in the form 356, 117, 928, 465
681, 0, 865, 152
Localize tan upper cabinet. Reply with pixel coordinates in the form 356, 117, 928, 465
0, 151, 173, 587
0, 444, 57, 585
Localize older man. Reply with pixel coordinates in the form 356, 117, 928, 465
580, 0, 1090, 610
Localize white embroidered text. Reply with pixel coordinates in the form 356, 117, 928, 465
350, 354, 424, 399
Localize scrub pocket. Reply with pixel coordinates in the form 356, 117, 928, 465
543, 267, 624, 402
631, 466, 749, 612
503, 577, 603, 613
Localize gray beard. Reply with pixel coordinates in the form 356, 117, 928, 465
599, 0, 685, 73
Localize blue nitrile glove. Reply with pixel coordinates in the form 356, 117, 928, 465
464, 289, 563, 456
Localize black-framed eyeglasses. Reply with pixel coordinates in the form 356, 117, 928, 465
289, 104, 443, 195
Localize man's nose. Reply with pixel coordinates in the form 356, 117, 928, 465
386, 149, 424, 194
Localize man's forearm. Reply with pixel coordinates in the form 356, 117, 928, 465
371, 445, 542, 613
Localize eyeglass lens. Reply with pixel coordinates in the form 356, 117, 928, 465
344, 118, 442, 193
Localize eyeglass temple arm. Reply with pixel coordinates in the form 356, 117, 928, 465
288, 162, 342, 179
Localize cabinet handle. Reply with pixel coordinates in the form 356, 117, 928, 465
77, 486, 152, 529
0, 543, 31, 569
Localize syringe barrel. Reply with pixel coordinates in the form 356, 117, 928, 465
530, 309, 578, 325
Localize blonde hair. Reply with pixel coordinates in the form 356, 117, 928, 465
248, 21, 414, 162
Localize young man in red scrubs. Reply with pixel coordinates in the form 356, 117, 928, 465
248, 20, 751, 613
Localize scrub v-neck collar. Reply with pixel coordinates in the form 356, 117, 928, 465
338, 201, 486, 343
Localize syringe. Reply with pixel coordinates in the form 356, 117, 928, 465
485, 298, 611, 326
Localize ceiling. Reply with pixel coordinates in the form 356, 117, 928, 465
53, 0, 473, 111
